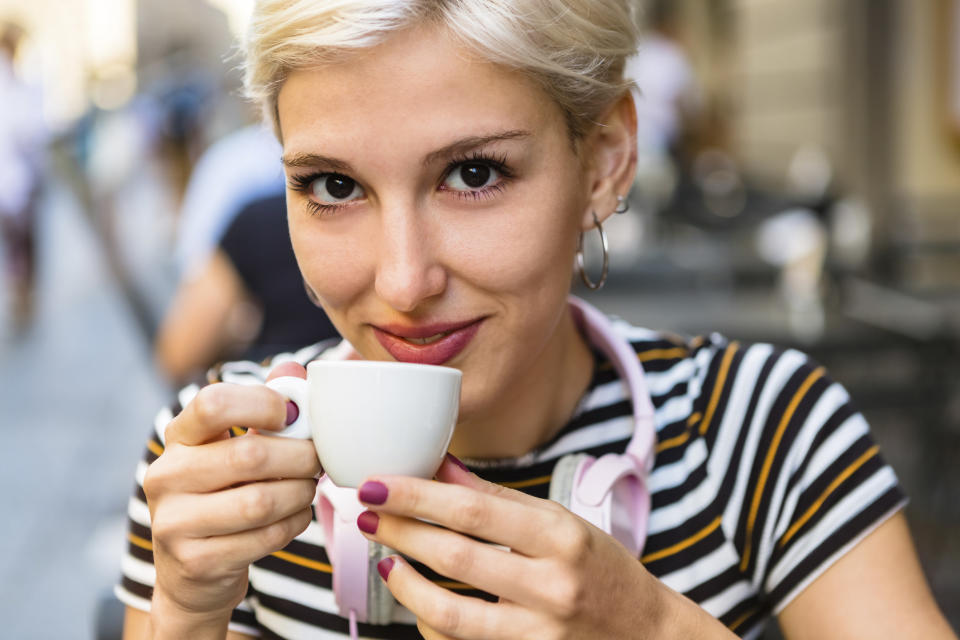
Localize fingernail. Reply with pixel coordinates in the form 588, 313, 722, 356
357, 510, 379, 534
446, 452, 468, 472
358, 481, 388, 505
285, 400, 299, 426
377, 557, 395, 581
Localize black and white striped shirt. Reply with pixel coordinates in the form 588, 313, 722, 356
117, 320, 905, 639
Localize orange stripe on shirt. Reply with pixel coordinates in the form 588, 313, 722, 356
729, 607, 757, 632
638, 347, 689, 363
740, 367, 825, 572
778, 444, 880, 547
128, 532, 153, 552
641, 515, 722, 564
271, 550, 333, 573
699, 343, 739, 437
146, 439, 164, 457
500, 474, 552, 489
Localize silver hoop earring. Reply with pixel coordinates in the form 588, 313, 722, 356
615, 194, 629, 214
577, 211, 609, 290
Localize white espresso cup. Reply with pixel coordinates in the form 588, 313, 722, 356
265, 361, 461, 488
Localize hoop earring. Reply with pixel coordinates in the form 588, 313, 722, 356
577, 211, 609, 290
615, 194, 629, 214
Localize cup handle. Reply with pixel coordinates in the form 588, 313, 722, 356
264, 376, 311, 440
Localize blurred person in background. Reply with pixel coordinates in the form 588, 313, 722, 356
155, 125, 339, 385
626, 0, 701, 218
172, 123, 286, 277
151, 41, 220, 207
629, 0, 700, 163
0, 20, 46, 329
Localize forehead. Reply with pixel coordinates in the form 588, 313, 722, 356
276, 24, 564, 157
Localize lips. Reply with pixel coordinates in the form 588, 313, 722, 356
372, 318, 484, 365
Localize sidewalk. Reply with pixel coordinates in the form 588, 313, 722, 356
0, 182, 169, 638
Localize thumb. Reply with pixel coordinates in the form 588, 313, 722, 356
263, 361, 308, 435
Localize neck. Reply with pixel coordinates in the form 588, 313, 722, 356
449, 305, 594, 460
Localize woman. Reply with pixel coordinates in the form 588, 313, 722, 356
118, 1, 956, 639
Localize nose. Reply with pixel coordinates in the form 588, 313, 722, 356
374, 205, 447, 313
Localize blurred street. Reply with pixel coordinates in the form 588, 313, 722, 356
0, 180, 170, 638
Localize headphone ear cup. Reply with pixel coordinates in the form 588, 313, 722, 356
367, 543, 397, 624
317, 481, 376, 623
550, 453, 650, 557
609, 473, 649, 557
548, 453, 592, 511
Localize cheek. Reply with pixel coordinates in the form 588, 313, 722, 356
289, 215, 373, 307
452, 217, 575, 293
445, 184, 583, 295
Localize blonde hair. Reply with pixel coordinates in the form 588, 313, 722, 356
242, 0, 641, 140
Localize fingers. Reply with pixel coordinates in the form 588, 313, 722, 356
266, 361, 306, 382
166, 383, 288, 446
380, 557, 533, 640
153, 478, 317, 538
417, 620, 458, 640
359, 476, 565, 556
145, 363, 315, 619
168, 360, 305, 447
150, 432, 321, 493
436, 455, 546, 510
163, 506, 313, 578
360, 510, 564, 613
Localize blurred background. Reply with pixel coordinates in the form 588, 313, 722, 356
0, 0, 956, 637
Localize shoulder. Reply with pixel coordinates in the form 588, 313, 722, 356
609, 318, 842, 454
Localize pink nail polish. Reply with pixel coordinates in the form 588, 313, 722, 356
377, 557, 395, 581
285, 400, 299, 426
357, 510, 379, 534
358, 481, 388, 505
446, 452, 469, 472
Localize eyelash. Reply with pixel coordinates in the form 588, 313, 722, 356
287, 150, 515, 217
287, 173, 344, 218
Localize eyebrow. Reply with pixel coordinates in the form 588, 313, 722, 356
281, 130, 531, 173
282, 153, 355, 173
421, 130, 531, 166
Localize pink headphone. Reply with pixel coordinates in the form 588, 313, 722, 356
291, 297, 656, 638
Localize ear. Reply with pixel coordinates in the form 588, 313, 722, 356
580, 91, 637, 231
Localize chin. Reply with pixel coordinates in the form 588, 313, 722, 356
452, 369, 498, 425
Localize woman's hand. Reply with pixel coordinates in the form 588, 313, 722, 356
355, 456, 735, 640
142, 362, 321, 636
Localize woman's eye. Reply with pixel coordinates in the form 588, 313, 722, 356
310, 174, 364, 203
443, 163, 500, 191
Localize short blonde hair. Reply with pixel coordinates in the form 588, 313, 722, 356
242, 0, 641, 140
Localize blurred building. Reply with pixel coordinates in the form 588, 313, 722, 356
0, 0, 249, 129
640, 5, 960, 630
0, 0, 257, 335
660, 0, 960, 291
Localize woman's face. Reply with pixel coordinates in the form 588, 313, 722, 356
276, 25, 597, 420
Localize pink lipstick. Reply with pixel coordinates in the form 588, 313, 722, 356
372, 318, 484, 365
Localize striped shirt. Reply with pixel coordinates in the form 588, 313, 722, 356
117, 321, 906, 639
